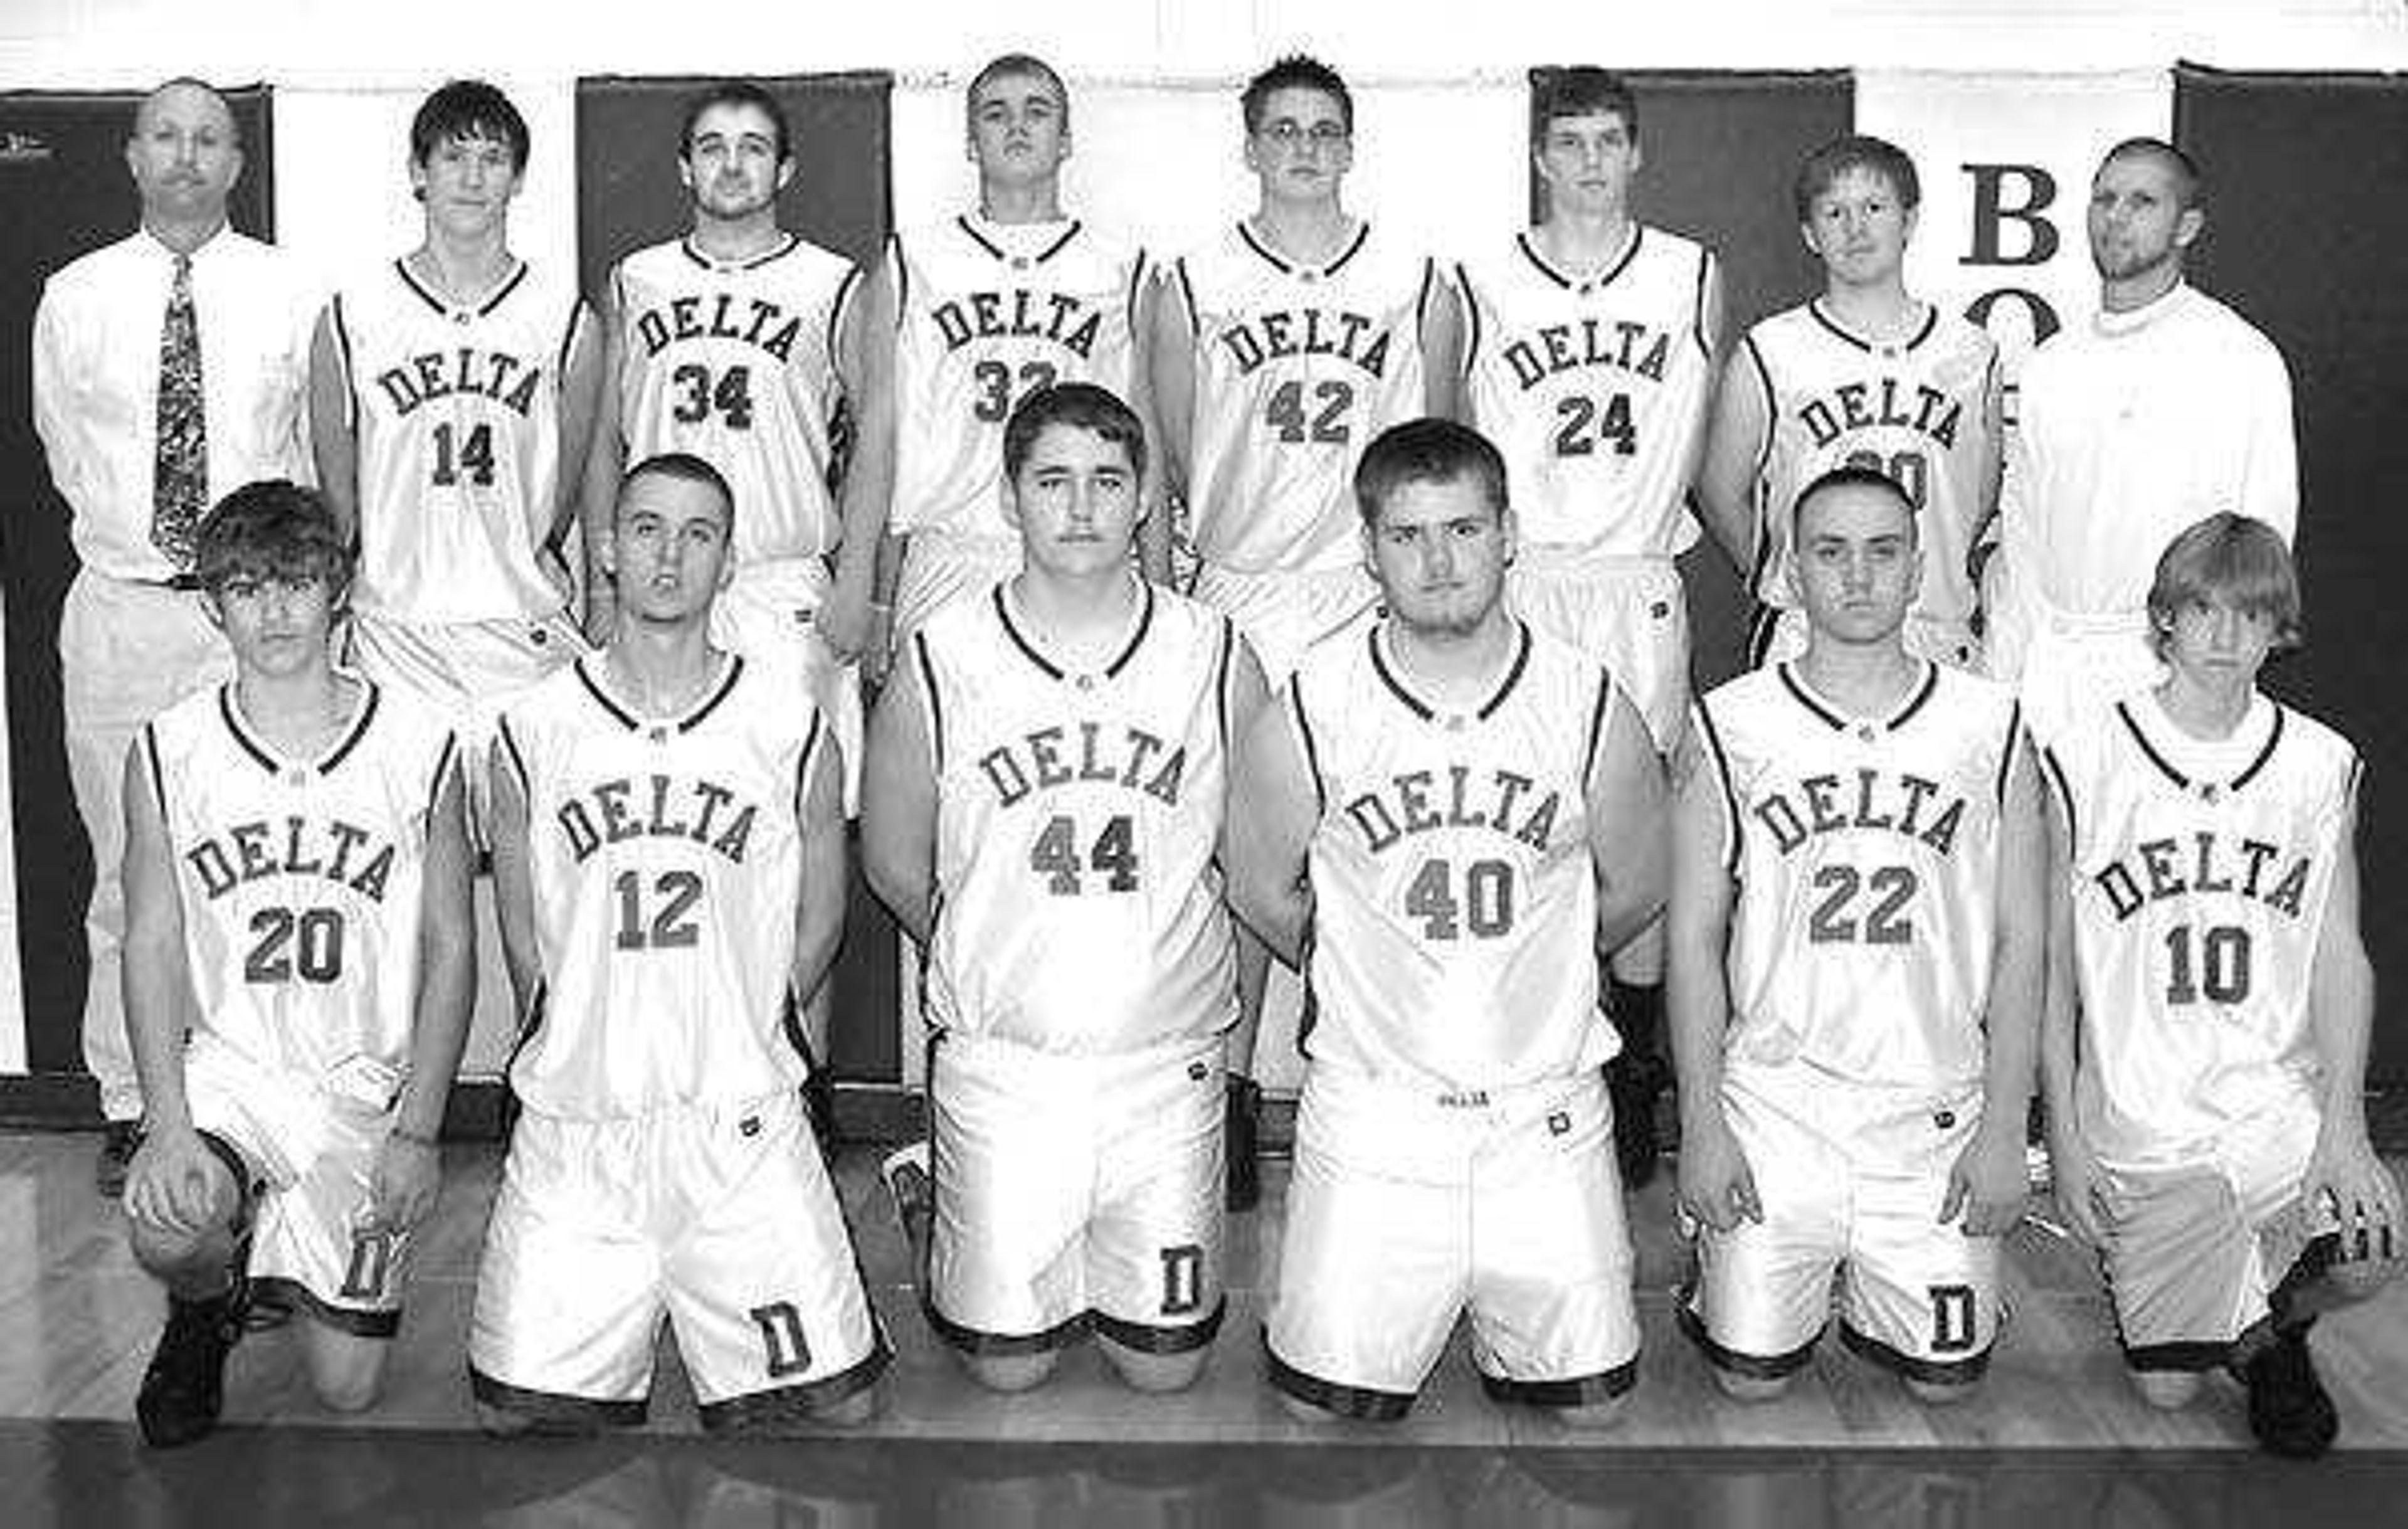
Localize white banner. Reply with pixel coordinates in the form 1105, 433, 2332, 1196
1855, 68, 2170, 377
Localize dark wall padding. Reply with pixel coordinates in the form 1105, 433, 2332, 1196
1527, 70, 1854, 690
2177, 68, 2408, 1081
574, 73, 899, 1082
0, 88, 276, 1076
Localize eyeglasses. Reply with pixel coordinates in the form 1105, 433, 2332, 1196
1256, 120, 1350, 151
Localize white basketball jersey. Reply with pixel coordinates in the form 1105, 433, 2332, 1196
911, 580, 1240, 1054
610, 234, 860, 563
1176, 223, 1433, 575
1742, 302, 1997, 627
889, 216, 1149, 540
330, 258, 590, 625
1456, 228, 1716, 557
1694, 662, 2020, 1090
498, 655, 827, 1119
144, 677, 458, 1082
2044, 693, 2356, 1168
1291, 620, 1614, 1091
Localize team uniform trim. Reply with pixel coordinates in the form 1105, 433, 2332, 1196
393, 255, 529, 320
920, 1293, 1089, 1358
1477, 1356, 1639, 1409
692, 1328, 895, 1433
468, 1366, 650, 1427
1093, 1298, 1228, 1355
1806, 298, 1939, 356
1691, 700, 1746, 876
2121, 1337, 2236, 1373
1839, 1321, 1993, 1387
1676, 1301, 1823, 1380
1262, 1334, 1417, 1421
912, 629, 946, 773
248, 1275, 401, 1339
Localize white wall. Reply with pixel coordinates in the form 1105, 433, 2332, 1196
3, 0, 2404, 87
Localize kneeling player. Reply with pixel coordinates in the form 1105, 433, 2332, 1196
1669, 467, 2041, 1404
2042, 513, 2402, 1458
863, 383, 1266, 1394
470, 453, 888, 1432
120, 481, 475, 1447
1232, 419, 1667, 1427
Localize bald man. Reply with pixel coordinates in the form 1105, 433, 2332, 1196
33, 78, 320, 1192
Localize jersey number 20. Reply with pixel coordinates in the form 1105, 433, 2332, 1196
245, 906, 344, 983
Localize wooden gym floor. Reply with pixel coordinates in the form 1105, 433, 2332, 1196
1, 1129, 2403, 1525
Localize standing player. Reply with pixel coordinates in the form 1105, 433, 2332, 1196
858, 53, 1155, 650
311, 79, 601, 733
862, 383, 1266, 1394
585, 82, 869, 743
1229, 419, 1666, 1426
471, 453, 887, 1431
2041, 514, 2399, 1458
1699, 135, 2001, 671
1667, 467, 2041, 1404
1989, 139, 2295, 740
118, 480, 473, 1447
1454, 65, 1722, 1184
33, 78, 320, 1192
1154, 53, 1461, 1188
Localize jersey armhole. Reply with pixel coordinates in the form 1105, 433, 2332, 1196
1412, 257, 1436, 344
1692, 700, 1744, 875
1285, 672, 1327, 817
1993, 700, 2024, 808
793, 709, 828, 816
1124, 247, 1151, 344
828, 263, 865, 378
1453, 261, 1482, 379
2039, 741, 2079, 859
329, 292, 360, 431
556, 296, 592, 384
1690, 246, 1716, 361
425, 731, 461, 828
494, 714, 534, 810
1213, 616, 1237, 754
1580, 669, 1617, 797
1173, 257, 1199, 336
911, 628, 946, 775
140, 721, 170, 828
885, 233, 910, 330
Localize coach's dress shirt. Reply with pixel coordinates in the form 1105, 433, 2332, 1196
1997, 280, 2296, 623
33, 226, 317, 581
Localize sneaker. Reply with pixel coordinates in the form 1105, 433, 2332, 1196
1225, 1076, 1262, 1214
1606, 1055, 1666, 1189
135, 1289, 242, 1448
96, 1120, 143, 1199
882, 1141, 933, 1269
2239, 1323, 2339, 1459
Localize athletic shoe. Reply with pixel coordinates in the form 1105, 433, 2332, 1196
882, 1141, 933, 1270
95, 1119, 143, 1199
136, 1289, 243, 1448
2239, 1323, 2339, 1459
1225, 1076, 1262, 1214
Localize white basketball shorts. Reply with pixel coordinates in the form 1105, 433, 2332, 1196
468, 1089, 889, 1429
1266, 1064, 1639, 1417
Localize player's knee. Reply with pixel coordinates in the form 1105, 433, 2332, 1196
1279, 1392, 1354, 1426
1903, 1375, 1979, 1407
1713, 1369, 1793, 1404
126, 1217, 233, 1283
1547, 1394, 1629, 1432
302, 1330, 389, 1414
2128, 1369, 2202, 1410
2321, 1257, 2404, 1306
807, 1384, 880, 1427
959, 1349, 1059, 1394
475, 1400, 574, 1437
1099, 1341, 1207, 1394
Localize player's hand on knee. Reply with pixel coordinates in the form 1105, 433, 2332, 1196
1941, 1118, 2027, 1237
2046, 1131, 2109, 1247
1676, 1112, 1760, 1232
2306, 1120, 2404, 1266
125, 1124, 224, 1238
366, 1133, 442, 1233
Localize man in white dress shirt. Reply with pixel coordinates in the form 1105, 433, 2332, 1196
1986, 137, 2296, 742
31, 78, 319, 1193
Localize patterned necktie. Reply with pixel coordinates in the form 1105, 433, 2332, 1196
152, 252, 207, 568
